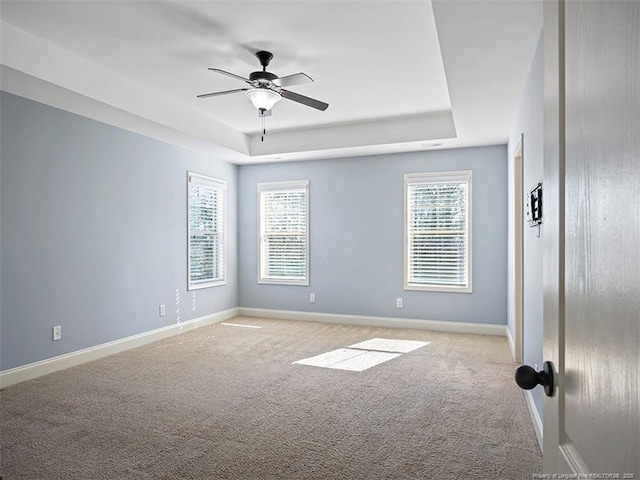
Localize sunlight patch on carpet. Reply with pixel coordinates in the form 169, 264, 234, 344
348, 338, 430, 353
293, 348, 401, 372
293, 338, 430, 372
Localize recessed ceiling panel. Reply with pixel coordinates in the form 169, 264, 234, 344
0, 0, 542, 163
0, 1, 451, 134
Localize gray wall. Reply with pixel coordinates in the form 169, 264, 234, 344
0, 92, 238, 371
238, 146, 508, 325
507, 34, 544, 419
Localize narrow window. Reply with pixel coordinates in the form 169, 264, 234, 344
404, 171, 472, 293
188, 172, 226, 290
258, 180, 309, 285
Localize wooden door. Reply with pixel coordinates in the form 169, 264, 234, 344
543, 0, 639, 473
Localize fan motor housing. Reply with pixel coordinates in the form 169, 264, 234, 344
250, 71, 278, 82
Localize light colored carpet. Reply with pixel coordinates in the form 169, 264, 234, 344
1, 316, 542, 479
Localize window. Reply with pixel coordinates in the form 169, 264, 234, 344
188, 172, 226, 290
258, 180, 309, 285
404, 170, 472, 293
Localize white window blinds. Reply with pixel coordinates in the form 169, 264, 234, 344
404, 171, 472, 293
188, 173, 226, 290
258, 180, 309, 285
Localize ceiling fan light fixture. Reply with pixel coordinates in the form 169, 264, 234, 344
245, 88, 281, 111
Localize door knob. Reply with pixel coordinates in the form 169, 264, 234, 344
515, 361, 555, 397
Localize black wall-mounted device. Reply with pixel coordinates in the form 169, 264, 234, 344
527, 182, 543, 226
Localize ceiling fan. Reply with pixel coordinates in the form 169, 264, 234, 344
197, 50, 329, 130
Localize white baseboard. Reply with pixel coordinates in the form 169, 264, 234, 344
238, 308, 507, 336
506, 326, 516, 361
523, 389, 543, 451
0, 307, 239, 389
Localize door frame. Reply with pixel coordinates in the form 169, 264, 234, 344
542, 0, 564, 469
512, 134, 525, 365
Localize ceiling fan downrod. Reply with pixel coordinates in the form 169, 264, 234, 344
260, 109, 267, 142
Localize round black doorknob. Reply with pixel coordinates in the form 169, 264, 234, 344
514, 361, 555, 397
515, 365, 539, 389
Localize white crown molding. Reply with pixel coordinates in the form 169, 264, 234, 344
249, 111, 456, 156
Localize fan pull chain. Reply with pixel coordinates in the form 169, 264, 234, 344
261, 111, 266, 142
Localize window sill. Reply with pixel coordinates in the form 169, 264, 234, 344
188, 280, 226, 291
404, 283, 472, 294
258, 278, 309, 287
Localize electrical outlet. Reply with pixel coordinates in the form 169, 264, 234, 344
396, 298, 403, 308
159, 304, 166, 316
309, 293, 316, 303
52, 326, 62, 341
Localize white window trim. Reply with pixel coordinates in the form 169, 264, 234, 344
188, 172, 227, 290
257, 180, 310, 286
403, 170, 473, 293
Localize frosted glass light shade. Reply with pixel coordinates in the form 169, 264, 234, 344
245, 88, 282, 111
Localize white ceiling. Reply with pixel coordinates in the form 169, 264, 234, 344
0, 0, 542, 164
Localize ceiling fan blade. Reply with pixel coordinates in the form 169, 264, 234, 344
272, 72, 313, 87
197, 88, 249, 98
207, 68, 250, 83
280, 89, 329, 111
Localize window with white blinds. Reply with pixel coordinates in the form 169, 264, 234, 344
188, 173, 226, 290
404, 171, 472, 293
258, 180, 309, 285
